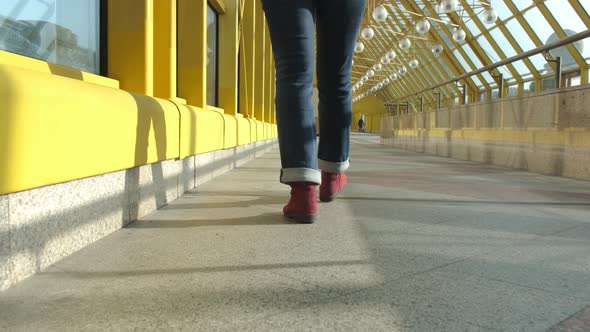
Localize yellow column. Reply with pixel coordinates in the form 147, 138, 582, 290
178, 0, 207, 108
254, 1, 266, 121
581, 67, 589, 85
108, 0, 154, 95
253, 0, 266, 122
239, 0, 256, 118
218, 0, 239, 114
265, 21, 274, 123
153, 0, 177, 99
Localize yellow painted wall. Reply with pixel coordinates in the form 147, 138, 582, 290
0, 0, 277, 195
0, 65, 178, 194
352, 95, 385, 132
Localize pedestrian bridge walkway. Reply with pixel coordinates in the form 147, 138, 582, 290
1, 134, 590, 331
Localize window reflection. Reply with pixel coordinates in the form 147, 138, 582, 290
0, 0, 101, 74
207, 4, 218, 107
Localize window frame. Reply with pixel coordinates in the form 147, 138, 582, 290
99, 0, 108, 76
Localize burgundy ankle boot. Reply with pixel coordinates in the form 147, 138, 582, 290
283, 182, 318, 223
320, 171, 347, 202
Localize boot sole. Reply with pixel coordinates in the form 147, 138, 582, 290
285, 214, 317, 224
319, 195, 335, 202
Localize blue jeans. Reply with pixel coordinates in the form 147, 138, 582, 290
261, 0, 365, 185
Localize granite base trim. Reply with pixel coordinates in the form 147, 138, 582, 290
0, 139, 278, 291
382, 135, 590, 181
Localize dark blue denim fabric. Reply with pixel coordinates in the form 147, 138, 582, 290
262, 0, 365, 183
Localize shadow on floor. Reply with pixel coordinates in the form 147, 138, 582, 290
338, 196, 590, 207
128, 213, 295, 228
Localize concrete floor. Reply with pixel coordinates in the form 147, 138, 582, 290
1, 134, 590, 331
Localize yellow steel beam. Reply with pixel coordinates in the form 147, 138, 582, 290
386, 4, 460, 101
209, 0, 226, 14
459, 1, 521, 84
420, 1, 488, 94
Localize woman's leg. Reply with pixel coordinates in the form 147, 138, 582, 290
316, 0, 365, 171
262, 0, 320, 185
316, 0, 365, 201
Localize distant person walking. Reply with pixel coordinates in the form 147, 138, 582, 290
358, 118, 365, 133
262, 0, 365, 223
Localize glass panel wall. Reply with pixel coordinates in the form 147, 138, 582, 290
0, 0, 101, 73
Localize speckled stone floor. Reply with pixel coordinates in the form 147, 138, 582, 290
1, 134, 590, 331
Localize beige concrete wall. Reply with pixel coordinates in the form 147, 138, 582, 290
380, 85, 590, 181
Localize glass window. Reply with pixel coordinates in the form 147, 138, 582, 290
470, 74, 483, 88
523, 7, 553, 44
542, 77, 557, 91
480, 70, 495, 86
461, 44, 483, 68
507, 85, 519, 97
514, 1, 535, 11
452, 48, 473, 72
544, 1, 590, 64
464, 16, 481, 37
512, 60, 533, 79
488, 27, 516, 58
491, 89, 500, 100
207, 4, 218, 106
504, 18, 536, 51
0, 0, 101, 74
524, 81, 536, 93
569, 76, 581, 87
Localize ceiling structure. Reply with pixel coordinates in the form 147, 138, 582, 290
351, 0, 590, 109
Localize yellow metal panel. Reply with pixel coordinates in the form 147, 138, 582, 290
209, 0, 227, 14
0, 65, 179, 195
108, 0, 153, 95
248, 118, 257, 141
253, 0, 266, 121
178, 0, 207, 107
196, 108, 225, 153
0, 51, 120, 89
255, 120, 265, 141
176, 103, 225, 156
223, 114, 238, 148
263, 123, 270, 140
176, 102, 198, 159
153, 0, 177, 99
239, 0, 256, 118
218, 0, 240, 115
353, 95, 385, 114
237, 117, 252, 145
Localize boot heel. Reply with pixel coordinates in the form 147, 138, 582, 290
285, 214, 317, 224
319, 195, 334, 202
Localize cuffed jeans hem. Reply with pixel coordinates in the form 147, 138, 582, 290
319, 159, 350, 173
281, 168, 321, 185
